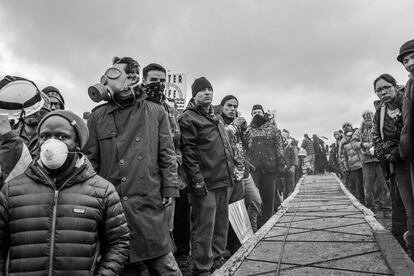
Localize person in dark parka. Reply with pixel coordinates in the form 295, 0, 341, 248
0, 110, 129, 275
180, 77, 234, 275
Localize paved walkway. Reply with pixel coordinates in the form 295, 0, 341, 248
214, 174, 414, 275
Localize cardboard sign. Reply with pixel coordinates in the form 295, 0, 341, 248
229, 199, 254, 244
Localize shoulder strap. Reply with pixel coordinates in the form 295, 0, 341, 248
379, 104, 386, 140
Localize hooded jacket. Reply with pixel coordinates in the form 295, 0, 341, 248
179, 100, 234, 190
0, 156, 129, 276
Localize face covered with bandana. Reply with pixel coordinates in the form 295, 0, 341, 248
251, 108, 266, 127
38, 116, 79, 175
143, 70, 166, 102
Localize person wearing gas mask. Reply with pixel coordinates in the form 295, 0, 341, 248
0, 110, 130, 275
142, 62, 190, 272
42, 86, 65, 111
179, 77, 235, 275
84, 57, 181, 275
244, 104, 285, 228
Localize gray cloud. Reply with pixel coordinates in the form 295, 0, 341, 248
0, 0, 413, 143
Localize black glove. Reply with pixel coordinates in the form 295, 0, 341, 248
194, 182, 208, 198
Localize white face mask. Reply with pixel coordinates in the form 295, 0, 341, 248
40, 138, 70, 169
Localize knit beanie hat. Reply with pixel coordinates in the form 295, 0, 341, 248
191, 77, 212, 97
220, 95, 238, 106
397, 38, 414, 63
251, 104, 264, 113
42, 86, 65, 108
37, 110, 89, 149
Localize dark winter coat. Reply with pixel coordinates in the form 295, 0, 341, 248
400, 77, 414, 161
0, 131, 32, 186
84, 98, 179, 262
244, 119, 285, 174
372, 88, 404, 161
0, 157, 129, 276
179, 100, 234, 191
284, 142, 299, 167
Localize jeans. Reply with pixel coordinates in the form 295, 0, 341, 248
361, 162, 391, 211
243, 174, 262, 232
189, 188, 229, 273
121, 252, 182, 276
395, 160, 414, 249
252, 170, 277, 227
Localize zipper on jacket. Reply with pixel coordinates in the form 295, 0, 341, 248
36, 164, 81, 276
48, 190, 59, 276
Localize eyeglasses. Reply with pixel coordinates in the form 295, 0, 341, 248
375, 85, 392, 94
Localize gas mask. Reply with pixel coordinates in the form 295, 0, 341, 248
144, 82, 166, 103
88, 67, 141, 107
40, 138, 76, 170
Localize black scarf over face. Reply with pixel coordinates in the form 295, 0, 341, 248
251, 114, 267, 128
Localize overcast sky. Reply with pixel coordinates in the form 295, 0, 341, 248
0, 0, 412, 144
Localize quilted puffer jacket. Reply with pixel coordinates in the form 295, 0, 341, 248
340, 135, 362, 171
0, 156, 129, 276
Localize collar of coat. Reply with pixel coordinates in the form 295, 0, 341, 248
25, 154, 96, 190
185, 99, 219, 124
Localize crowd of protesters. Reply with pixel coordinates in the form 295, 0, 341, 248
0, 58, 303, 275
325, 38, 414, 261
1, 37, 414, 276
